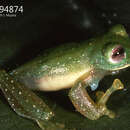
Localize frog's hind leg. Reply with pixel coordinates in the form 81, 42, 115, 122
69, 79, 124, 120
95, 91, 105, 102
0, 70, 64, 130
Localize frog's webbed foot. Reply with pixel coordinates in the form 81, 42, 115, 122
96, 79, 124, 105
96, 79, 124, 118
0, 70, 66, 130
69, 79, 124, 120
95, 91, 115, 119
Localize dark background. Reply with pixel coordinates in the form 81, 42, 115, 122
0, 0, 130, 130
1, 0, 130, 67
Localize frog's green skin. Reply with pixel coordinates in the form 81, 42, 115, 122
0, 25, 130, 129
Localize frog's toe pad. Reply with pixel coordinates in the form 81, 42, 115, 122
113, 79, 124, 90
106, 110, 116, 119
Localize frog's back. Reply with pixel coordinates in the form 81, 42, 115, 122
12, 42, 92, 91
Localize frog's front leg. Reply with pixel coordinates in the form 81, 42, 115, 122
69, 79, 124, 120
0, 70, 65, 130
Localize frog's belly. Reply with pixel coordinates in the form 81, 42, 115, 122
36, 70, 88, 91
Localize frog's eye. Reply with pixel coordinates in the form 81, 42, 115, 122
109, 45, 126, 63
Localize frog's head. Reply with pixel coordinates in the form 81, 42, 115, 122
89, 25, 130, 72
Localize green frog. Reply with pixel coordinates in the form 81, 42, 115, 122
0, 25, 130, 130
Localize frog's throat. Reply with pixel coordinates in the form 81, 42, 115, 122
112, 64, 130, 71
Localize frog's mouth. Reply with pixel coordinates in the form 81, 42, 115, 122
112, 64, 130, 71
110, 64, 130, 75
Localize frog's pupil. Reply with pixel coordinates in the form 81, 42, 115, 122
111, 46, 125, 62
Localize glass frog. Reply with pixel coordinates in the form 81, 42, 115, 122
0, 25, 130, 130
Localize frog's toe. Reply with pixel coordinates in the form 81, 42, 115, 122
96, 91, 104, 102
96, 104, 116, 119
99, 105, 115, 119
107, 110, 116, 119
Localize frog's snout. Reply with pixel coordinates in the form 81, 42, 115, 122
126, 59, 130, 68
125, 63, 130, 68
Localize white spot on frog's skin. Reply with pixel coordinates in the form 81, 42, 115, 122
37, 109, 40, 112
33, 105, 36, 108
75, 96, 79, 100
44, 114, 50, 120
12, 104, 14, 107
41, 65, 49, 70
82, 54, 85, 57
50, 68, 67, 74
7, 98, 10, 101
49, 112, 53, 115
82, 108, 86, 112
89, 43, 92, 46
12, 87, 15, 90
45, 117, 49, 120
19, 91, 22, 95
57, 62, 60, 65
80, 104, 83, 107
5, 89, 8, 92
11, 80, 14, 83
